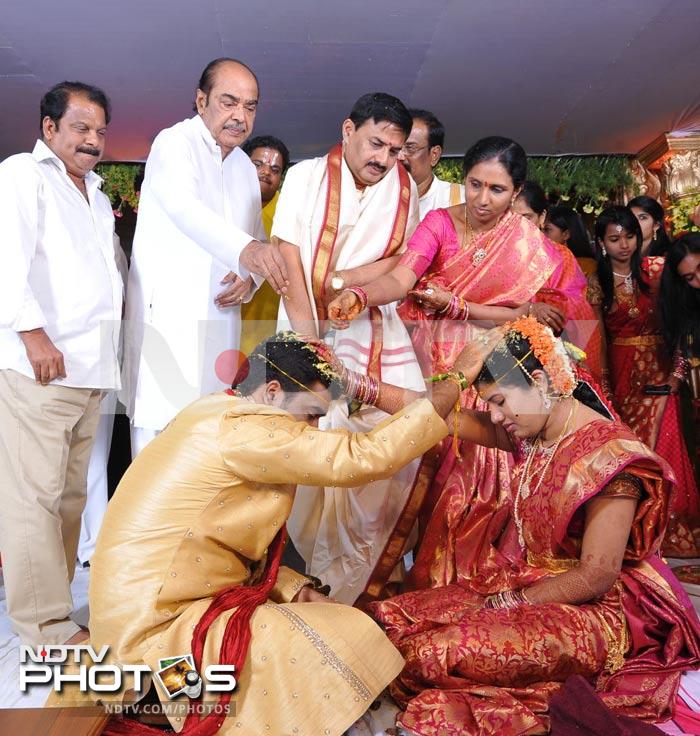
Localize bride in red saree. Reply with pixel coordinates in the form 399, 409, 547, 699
370, 317, 700, 735
587, 206, 700, 557
327, 137, 599, 602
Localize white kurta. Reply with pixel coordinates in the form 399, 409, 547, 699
123, 115, 265, 432
272, 154, 423, 603
418, 175, 464, 220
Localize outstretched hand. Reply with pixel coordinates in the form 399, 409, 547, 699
239, 240, 289, 295
453, 327, 505, 385
215, 272, 253, 308
529, 302, 566, 333
408, 281, 452, 313
327, 290, 362, 328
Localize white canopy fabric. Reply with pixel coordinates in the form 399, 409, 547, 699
2, 0, 699, 162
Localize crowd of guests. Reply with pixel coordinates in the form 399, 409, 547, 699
1, 54, 700, 736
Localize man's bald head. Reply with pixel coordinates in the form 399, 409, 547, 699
194, 58, 259, 159
193, 58, 259, 111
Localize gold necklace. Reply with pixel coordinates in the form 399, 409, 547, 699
514, 400, 578, 548
463, 202, 491, 266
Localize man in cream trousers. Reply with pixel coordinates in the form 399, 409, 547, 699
0, 81, 123, 645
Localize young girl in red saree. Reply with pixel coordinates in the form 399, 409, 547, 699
370, 317, 700, 735
587, 206, 700, 557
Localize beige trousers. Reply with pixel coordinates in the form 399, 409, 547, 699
0, 369, 101, 644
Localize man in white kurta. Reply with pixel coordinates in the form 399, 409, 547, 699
273, 93, 423, 604
123, 59, 288, 456
0, 82, 122, 644
399, 108, 464, 220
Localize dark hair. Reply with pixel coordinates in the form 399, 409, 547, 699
546, 205, 594, 259
628, 195, 672, 256
40, 81, 111, 132
241, 135, 290, 171
516, 180, 548, 216
462, 136, 527, 188
193, 57, 259, 112
233, 332, 341, 400
659, 234, 700, 356
594, 206, 649, 313
474, 332, 611, 417
407, 108, 445, 149
348, 93, 412, 138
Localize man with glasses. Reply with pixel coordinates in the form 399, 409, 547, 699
123, 58, 289, 457
399, 108, 464, 220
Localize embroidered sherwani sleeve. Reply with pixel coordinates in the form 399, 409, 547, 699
0, 158, 47, 331
147, 131, 255, 278
219, 399, 447, 486
269, 567, 311, 603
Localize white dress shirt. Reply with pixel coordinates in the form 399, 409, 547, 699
0, 140, 123, 389
123, 114, 265, 431
418, 175, 465, 220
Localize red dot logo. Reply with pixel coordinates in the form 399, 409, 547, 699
215, 349, 246, 384
40, 649, 47, 658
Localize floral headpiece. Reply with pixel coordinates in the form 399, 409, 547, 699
490, 315, 577, 396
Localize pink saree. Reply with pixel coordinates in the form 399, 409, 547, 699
359, 210, 598, 604
370, 420, 700, 735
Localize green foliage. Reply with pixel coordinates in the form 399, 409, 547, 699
435, 155, 634, 215
668, 192, 700, 235
96, 163, 141, 215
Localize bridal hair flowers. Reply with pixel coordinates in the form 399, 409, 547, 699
492, 315, 577, 397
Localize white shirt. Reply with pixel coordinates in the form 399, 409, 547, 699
418, 175, 465, 220
0, 140, 123, 389
122, 115, 265, 430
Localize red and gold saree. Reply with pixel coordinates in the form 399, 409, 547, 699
370, 420, 700, 735
359, 209, 599, 604
588, 257, 700, 557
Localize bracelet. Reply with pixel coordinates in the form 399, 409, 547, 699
672, 353, 689, 382
483, 588, 530, 609
342, 368, 380, 406
426, 370, 471, 391
439, 294, 469, 320
345, 286, 368, 312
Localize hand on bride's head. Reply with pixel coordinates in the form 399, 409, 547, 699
453, 327, 504, 383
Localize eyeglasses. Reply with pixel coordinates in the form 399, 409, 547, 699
401, 144, 429, 156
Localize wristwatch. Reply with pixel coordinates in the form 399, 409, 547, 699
330, 272, 345, 292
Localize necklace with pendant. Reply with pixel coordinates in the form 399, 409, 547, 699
513, 401, 577, 548
613, 271, 640, 317
612, 270, 633, 294
463, 202, 489, 266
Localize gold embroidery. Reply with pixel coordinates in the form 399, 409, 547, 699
586, 273, 603, 306
526, 551, 579, 573
599, 473, 642, 500
264, 604, 372, 700
611, 334, 663, 347
593, 585, 629, 674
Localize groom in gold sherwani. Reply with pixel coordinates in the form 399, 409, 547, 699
79, 333, 458, 735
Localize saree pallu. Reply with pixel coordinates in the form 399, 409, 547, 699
600, 257, 700, 557
370, 420, 700, 736
361, 211, 597, 602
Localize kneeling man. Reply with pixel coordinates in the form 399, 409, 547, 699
83, 332, 457, 735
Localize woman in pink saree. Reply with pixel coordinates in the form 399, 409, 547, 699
327, 137, 600, 602
370, 318, 700, 735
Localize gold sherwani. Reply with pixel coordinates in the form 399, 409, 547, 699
85, 392, 447, 734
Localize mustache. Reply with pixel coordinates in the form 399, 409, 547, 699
76, 146, 100, 156
224, 123, 245, 132
367, 161, 387, 173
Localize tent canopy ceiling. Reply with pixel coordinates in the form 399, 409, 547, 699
2, 0, 700, 162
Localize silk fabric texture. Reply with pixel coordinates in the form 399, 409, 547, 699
361, 210, 597, 603
71, 394, 449, 735
370, 420, 700, 735
588, 256, 700, 556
